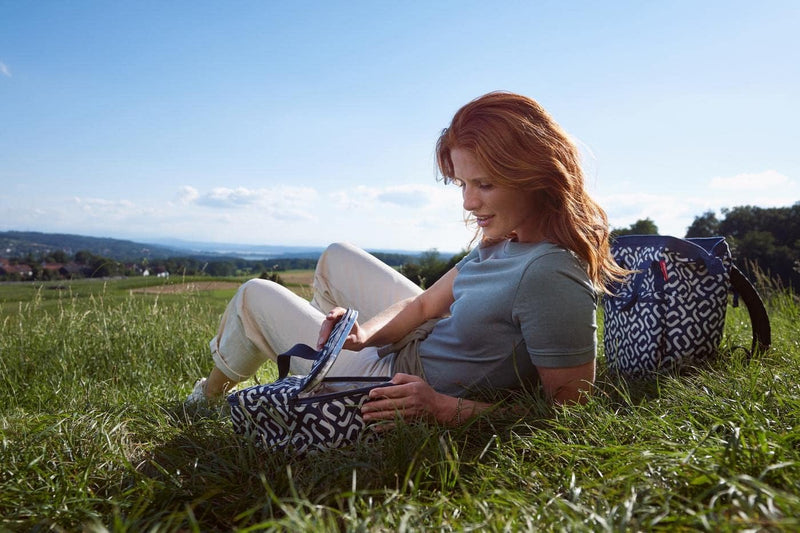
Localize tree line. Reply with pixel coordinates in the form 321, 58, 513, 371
0, 249, 418, 282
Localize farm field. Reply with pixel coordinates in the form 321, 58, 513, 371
0, 273, 798, 531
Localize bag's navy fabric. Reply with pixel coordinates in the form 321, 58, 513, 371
227, 308, 391, 453
603, 236, 732, 378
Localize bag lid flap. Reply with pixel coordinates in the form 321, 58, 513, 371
302, 308, 358, 391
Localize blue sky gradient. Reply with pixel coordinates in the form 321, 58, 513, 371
1, 1, 797, 252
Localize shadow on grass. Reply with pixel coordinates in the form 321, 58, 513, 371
593, 341, 771, 410
120, 393, 564, 530
121, 401, 290, 529
123, 400, 459, 529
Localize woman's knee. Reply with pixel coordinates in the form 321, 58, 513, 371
238, 277, 272, 295
236, 278, 293, 305
319, 242, 364, 265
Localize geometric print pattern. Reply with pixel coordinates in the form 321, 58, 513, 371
228, 375, 387, 454
227, 308, 392, 454
603, 236, 732, 378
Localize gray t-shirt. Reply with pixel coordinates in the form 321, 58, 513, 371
419, 239, 597, 397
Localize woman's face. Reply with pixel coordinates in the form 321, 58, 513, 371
451, 148, 543, 243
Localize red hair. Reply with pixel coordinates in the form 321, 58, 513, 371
436, 91, 626, 292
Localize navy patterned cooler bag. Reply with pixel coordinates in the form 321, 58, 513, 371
227, 308, 392, 454
603, 235, 770, 378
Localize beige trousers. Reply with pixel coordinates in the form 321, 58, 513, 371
210, 242, 423, 381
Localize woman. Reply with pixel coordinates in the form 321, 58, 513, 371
186, 91, 626, 426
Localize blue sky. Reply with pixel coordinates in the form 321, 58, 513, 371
1, 1, 797, 253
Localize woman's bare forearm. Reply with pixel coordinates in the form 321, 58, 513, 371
356, 267, 457, 349
357, 296, 427, 347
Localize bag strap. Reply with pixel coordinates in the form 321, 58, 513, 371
609, 235, 730, 310
276, 343, 319, 379
665, 237, 728, 276
611, 263, 654, 311
729, 264, 772, 355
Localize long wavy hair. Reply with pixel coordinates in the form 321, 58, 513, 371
436, 91, 627, 292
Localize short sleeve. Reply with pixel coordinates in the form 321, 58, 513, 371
455, 246, 479, 271
512, 250, 597, 368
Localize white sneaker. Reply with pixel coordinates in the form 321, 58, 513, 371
185, 378, 209, 407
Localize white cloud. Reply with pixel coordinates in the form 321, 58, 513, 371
321, 183, 467, 250
0, 62, 10, 78
600, 192, 702, 236
377, 186, 433, 208
705, 170, 798, 211
73, 196, 137, 214
176, 185, 199, 204
3, 184, 465, 252
196, 187, 264, 208
330, 185, 378, 210
190, 185, 317, 211
332, 183, 458, 211
709, 170, 792, 191
173, 185, 320, 228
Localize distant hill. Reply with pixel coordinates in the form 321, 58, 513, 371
0, 231, 428, 264
0, 231, 328, 261
0, 231, 184, 260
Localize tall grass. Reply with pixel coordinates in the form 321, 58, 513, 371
1, 278, 798, 531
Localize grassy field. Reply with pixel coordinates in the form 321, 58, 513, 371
0, 273, 798, 531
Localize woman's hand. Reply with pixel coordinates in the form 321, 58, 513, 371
361, 373, 457, 425
316, 307, 368, 351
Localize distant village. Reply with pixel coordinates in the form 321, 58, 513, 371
0, 238, 178, 282
0, 243, 324, 281
0, 256, 170, 281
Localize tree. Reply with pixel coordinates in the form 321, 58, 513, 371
400, 248, 469, 288
88, 256, 119, 278
611, 218, 659, 238
400, 249, 449, 288
715, 204, 800, 291
259, 269, 285, 286
51, 249, 69, 264
399, 262, 424, 287
685, 211, 720, 238
206, 261, 235, 277
74, 250, 94, 265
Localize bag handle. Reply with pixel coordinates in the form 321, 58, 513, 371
609, 236, 729, 311
613, 235, 728, 275
276, 343, 319, 379
729, 264, 772, 355
665, 237, 728, 276
613, 262, 661, 311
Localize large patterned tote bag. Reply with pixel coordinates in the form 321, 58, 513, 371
227, 308, 392, 454
603, 235, 770, 378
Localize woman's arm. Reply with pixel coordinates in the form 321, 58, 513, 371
317, 266, 458, 351
361, 361, 595, 427
536, 360, 595, 404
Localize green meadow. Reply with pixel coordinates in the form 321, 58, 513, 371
1, 274, 798, 531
